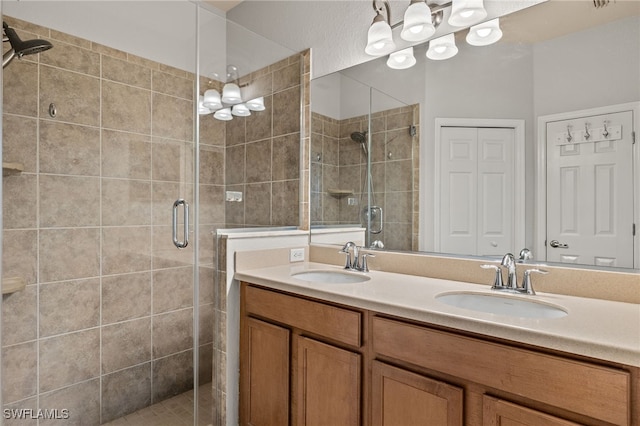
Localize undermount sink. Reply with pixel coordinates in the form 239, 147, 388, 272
292, 270, 370, 284
436, 291, 568, 319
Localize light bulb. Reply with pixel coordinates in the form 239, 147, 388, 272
246, 97, 265, 111
477, 28, 492, 38
427, 33, 458, 60
214, 107, 232, 121
410, 25, 423, 34
400, 1, 436, 42
466, 18, 502, 46
365, 15, 396, 56
203, 89, 222, 110
387, 47, 417, 70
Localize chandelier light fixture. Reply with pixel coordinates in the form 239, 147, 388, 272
365, 0, 501, 68
199, 65, 266, 121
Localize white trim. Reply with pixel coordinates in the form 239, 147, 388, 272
433, 118, 526, 255
536, 102, 640, 269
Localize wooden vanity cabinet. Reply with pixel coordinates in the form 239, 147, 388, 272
240, 283, 637, 426
240, 283, 364, 426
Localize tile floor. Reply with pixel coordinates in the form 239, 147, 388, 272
102, 384, 213, 426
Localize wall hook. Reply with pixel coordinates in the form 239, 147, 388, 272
602, 121, 609, 138
584, 123, 591, 140
566, 124, 573, 143
48, 103, 57, 118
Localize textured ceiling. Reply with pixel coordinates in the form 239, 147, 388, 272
206, 0, 245, 12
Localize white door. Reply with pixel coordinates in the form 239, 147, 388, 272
546, 111, 634, 267
439, 127, 515, 256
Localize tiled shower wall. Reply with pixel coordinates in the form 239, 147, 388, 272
311, 105, 420, 251
1, 16, 223, 424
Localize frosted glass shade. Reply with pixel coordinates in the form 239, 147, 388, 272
400, 1, 436, 42
221, 83, 242, 104
246, 97, 265, 111
198, 96, 212, 115
448, 0, 487, 27
365, 15, 396, 56
213, 107, 233, 121
203, 89, 222, 110
232, 103, 251, 117
426, 33, 458, 60
466, 18, 502, 46
387, 47, 417, 69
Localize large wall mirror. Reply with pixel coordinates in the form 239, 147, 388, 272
310, 0, 640, 271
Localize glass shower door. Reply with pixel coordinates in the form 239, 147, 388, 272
0, 1, 202, 424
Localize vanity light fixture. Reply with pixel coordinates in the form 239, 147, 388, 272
387, 47, 417, 69
426, 33, 458, 60
365, 7, 396, 55
448, 0, 487, 27
466, 17, 502, 46
400, 0, 436, 42
199, 65, 267, 121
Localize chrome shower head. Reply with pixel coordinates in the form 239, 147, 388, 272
350, 131, 367, 144
3, 21, 53, 68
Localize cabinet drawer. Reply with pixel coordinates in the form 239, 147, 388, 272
373, 316, 630, 425
244, 284, 362, 347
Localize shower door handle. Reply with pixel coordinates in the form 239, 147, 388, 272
172, 199, 189, 249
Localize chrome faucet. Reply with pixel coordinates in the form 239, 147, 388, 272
481, 252, 548, 295
339, 242, 375, 272
500, 253, 518, 290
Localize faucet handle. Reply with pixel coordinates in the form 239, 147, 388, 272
481, 264, 505, 290
338, 249, 353, 270
360, 253, 375, 272
522, 268, 548, 295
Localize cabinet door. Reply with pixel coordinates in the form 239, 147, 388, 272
240, 317, 290, 426
371, 361, 463, 426
295, 336, 361, 426
483, 395, 583, 426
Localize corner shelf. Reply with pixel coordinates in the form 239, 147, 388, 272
3, 162, 24, 177
2, 277, 26, 295
327, 189, 354, 198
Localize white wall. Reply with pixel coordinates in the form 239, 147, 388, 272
533, 15, 640, 117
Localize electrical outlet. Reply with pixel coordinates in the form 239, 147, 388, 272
290, 248, 305, 262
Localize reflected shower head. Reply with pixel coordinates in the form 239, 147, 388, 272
350, 131, 367, 144
3, 21, 53, 68
350, 131, 368, 156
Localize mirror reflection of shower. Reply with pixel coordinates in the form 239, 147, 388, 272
350, 131, 384, 247
2, 21, 53, 68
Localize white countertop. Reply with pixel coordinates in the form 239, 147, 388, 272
235, 262, 640, 367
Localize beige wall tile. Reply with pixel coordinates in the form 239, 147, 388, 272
102, 272, 151, 324
151, 225, 194, 269
39, 278, 100, 337
199, 304, 214, 345
3, 397, 38, 426
39, 175, 100, 227
272, 180, 299, 226
102, 55, 152, 89
244, 183, 271, 226
102, 226, 151, 275
39, 120, 100, 176
39, 228, 100, 282
40, 41, 100, 76
3, 60, 38, 117
199, 114, 226, 147
273, 86, 301, 137
2, 114, 37, 172
39, 379, 100, 426
386, 159, 413, 192
151, 181, 180, 225
246, 140, 272, 183
199, 145, 224, 185
39, 66, 100, 127
199, 266, 215, 305
2, 230, 37, 285
245, 97, 273, 143
273, 62, 300, 93
225, 115, 246, 146
199, 185, 225, 225
152, 70, 194, 100
152, 138, 184, 182
153, 267, 193, 314
102, 364, 151, 423
102, 318, 151, 373
102, 80, 151, 134
102, 130, 152, 179
152, 309, 193, 358
2, 342, 37, 403
102, 179, 152, 226
225, 145, 245, 185
152, 350, 193, 402
39, 329, 100, 392
273, 133, 300, 181
152, 93, 193, 142
2, 285, 37, 346
198, 343, 213, 385
3, 174, 37, 229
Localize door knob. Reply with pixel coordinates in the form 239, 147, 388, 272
549, 239, 569, 248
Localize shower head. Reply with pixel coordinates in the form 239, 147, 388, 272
3, 21, 53, 68
350, 131, 367, 144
